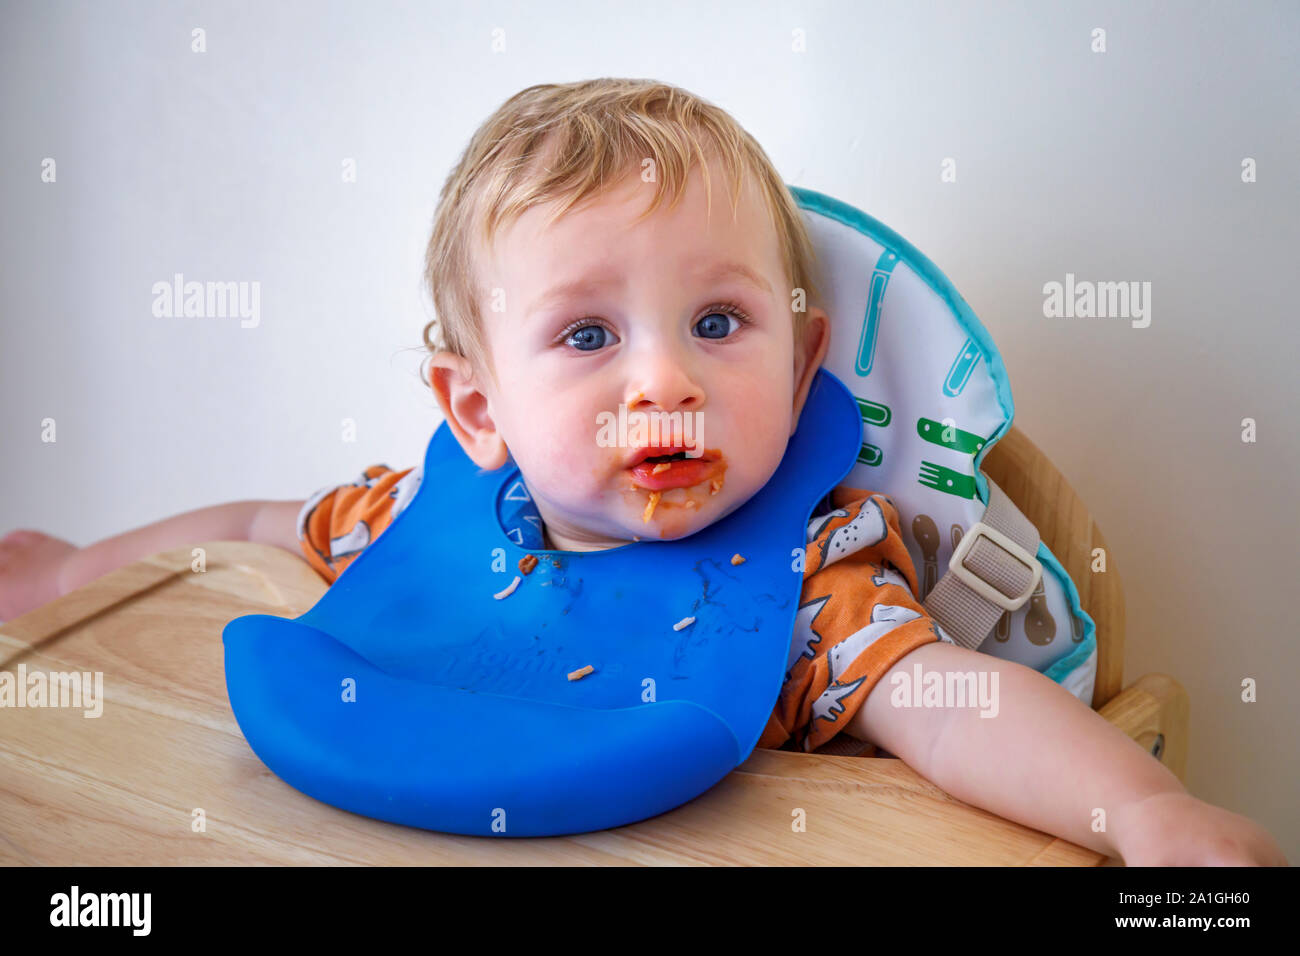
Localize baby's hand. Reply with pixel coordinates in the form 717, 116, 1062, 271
0, 529, 77, 621
1112, 791, 1288, 866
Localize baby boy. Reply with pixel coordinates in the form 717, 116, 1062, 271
0, 78, 1285, 865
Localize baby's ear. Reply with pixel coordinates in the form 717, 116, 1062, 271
790, 307, 831, 434
428, 351, 508, 470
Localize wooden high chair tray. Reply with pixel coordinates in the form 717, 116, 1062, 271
0, 542, 1107, 866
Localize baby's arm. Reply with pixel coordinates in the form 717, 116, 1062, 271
848, 640, 1287, 865
0, 500, 304, 620
57, 500, 305, 595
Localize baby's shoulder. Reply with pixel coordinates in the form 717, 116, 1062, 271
806, 485, 899, 536
802, 485, 912, 582
297, 464, 423, 583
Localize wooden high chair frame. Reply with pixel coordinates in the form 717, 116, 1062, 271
0, 423, 1186, 865
978, 425, 1189, 781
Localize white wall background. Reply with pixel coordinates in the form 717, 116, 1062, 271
2, 0, 1296, 859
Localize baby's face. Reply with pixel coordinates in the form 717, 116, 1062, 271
470, 157, 826, 551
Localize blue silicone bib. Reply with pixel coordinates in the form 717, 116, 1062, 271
223, 367, 862, 836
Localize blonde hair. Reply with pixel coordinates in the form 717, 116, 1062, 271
421, 78, 824, 388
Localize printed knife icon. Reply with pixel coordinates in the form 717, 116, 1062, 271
915, 417, 988, 455
856, 250, 899, 377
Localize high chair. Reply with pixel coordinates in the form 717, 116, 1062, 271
981, 425, 1188, 775
214, 187, 1187, 841
0, 188, 1188, 863
808, 420, 1190, 782
0, 525, 1181, 865
790, 186, 1188, 779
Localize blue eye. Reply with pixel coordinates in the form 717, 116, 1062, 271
564, 323, 615, 352
693, 310, 741, 339
557, 303, 749, 352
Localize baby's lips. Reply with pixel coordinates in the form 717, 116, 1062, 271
625, 448, 726, 491
623, 442, 711, 469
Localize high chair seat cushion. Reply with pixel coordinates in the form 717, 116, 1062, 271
793, 187, 1097, 703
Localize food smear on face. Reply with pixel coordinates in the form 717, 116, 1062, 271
621, 447, 733, 538
627, 447, 725, 493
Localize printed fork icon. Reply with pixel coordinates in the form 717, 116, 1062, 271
917, 460, 977, 500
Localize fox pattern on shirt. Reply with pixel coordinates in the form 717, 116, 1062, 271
297, 468, 952, 756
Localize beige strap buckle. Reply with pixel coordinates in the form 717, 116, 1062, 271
947, 520, 1042, 611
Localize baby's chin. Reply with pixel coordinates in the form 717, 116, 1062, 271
616, 483, 736, 541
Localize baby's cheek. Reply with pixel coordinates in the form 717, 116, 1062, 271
734, 398, 796, 496
732, 377, 790, 429
531, 442, 573, 484
527, 434, 604, 497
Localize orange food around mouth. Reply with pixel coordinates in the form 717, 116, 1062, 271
622, 452, 728, 536
627, 448, 726, 492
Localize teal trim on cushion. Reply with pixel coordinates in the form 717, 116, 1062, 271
1039, 542, 1098, 692
789, 186, 1018, 489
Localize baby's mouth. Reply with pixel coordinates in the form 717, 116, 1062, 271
624, 447, 725, 493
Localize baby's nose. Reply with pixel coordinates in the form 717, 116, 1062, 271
626, 368, 705, 413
